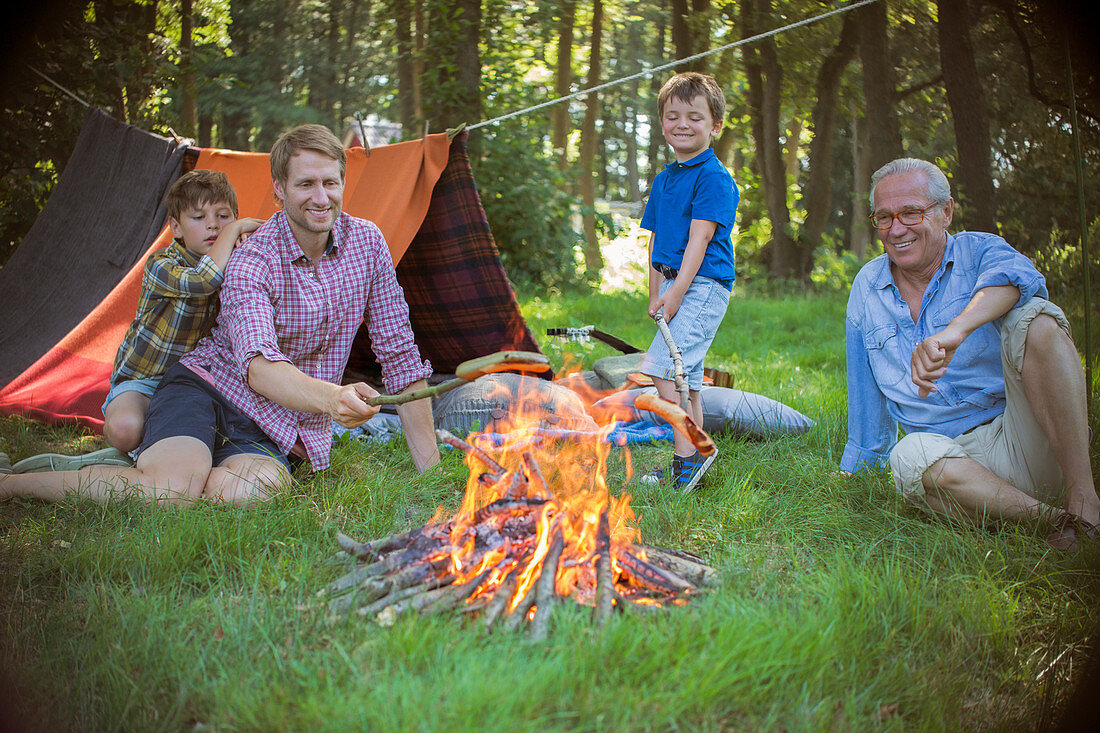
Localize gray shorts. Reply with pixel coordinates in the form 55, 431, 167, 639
639, 275, 730, 391
889, 297, 1072, 507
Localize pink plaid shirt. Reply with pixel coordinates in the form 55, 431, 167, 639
181, 211, 432, 470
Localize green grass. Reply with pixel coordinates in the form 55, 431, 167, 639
2, 285, 1099, 731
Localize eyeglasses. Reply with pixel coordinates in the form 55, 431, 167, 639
868, 202, 943, 230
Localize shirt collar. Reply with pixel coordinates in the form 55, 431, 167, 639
169, 238, 204, 266
274, 210, 341, 264
869, 231, 958, 291
664, 147, 716, 170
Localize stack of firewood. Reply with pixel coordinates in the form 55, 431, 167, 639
320, 430, 716, 639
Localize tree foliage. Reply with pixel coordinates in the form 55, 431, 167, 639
1, 0, 1098, 293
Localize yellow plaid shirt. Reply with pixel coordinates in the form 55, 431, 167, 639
110, 239, 225, 383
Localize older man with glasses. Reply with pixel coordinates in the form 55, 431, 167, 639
841, 157, 1098, 550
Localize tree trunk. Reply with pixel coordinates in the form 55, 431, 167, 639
800, 13, 859, 272
580, 0, 604, 278
307, 0, 341, 130
338, 0, 365, 135
221, 0, 253, 149
553, 0, 575, 170
645, 14, 667, 190
857, 0, 903, 169
938, 0, 996, 230
850, 101, 872, 262
180, 0, 197, 137
422, 0, 482, 138
670, 0, 710, 72
625, 19, 641, 202
711, 39, 739, 165
784, 117, 801, 183
742, 0, 795, 279
395, 0, 419, 134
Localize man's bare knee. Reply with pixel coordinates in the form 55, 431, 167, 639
204, 455, 290, 505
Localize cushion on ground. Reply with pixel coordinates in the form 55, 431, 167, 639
433, 372, 597, 435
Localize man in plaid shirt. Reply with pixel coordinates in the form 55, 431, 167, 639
2, 124, 439, 505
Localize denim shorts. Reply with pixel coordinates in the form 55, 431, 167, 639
101, 376, 161, 416
137, 362, 292, 472
639, 275, 730, 391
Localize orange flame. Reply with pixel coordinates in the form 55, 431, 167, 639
435, 374, 648, 613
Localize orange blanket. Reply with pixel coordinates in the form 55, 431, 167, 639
0, 134, 452, 430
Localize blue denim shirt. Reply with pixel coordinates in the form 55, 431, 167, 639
841, 231, 1047, 472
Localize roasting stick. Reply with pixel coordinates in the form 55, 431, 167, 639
652, 312, 690, 413
367, 350, 550, 406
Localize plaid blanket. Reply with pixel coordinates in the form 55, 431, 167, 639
347, 132, 540, 378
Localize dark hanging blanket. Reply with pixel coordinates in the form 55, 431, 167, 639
0, 107, 187, 386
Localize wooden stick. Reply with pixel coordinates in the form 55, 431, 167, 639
436, 429, 506, 478
521, 451, 552, 499
618, 549, 696, 594
326, 577, 392, 617
368, 351, 550, 406
482, 573, 518, 629
324, 560, 390, 594
357, 572, 456, 617
472, 496, 548, 524
653, 312, 689, 412
335, 528, 423, 562
593, 511, 614, 630
637, 545, 716, 586
420, 567, 496, 615
529, 532, 565, 642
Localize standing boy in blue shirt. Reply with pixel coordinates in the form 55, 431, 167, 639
638, 72, 739, 492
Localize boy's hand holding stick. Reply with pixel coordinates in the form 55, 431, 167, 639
653, 312, 690, 412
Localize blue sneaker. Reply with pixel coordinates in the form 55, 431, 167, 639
640, 449, 716, 493
677, 449, 716, 493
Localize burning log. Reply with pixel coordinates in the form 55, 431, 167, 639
529, 532, 565, 642
618, 549, 696, 595
323, 397, 718, 637
436, 429, 505, 481
593, 510, 615, 629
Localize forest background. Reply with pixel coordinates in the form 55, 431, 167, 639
0, 0, 1097, 334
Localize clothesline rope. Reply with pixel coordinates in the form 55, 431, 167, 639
467, 0, 881, 131
28, 66, 91, 108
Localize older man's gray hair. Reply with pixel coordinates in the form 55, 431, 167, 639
869, 158, 952, 209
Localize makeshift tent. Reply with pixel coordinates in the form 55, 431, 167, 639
0, 107, 539, 431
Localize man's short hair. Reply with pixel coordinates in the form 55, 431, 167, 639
869, 158, 952, 209
657, 72, 726, 125
163, 169, 238, 220
270, 124, 347, 185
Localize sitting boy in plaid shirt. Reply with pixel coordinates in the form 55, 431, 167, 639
103, 170, 262, 453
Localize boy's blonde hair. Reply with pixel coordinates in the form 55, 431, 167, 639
164, 169, 238, 220
270, 124, 347, 186
657, 72, 726, 124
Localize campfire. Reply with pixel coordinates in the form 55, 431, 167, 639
322, 383, 716, 639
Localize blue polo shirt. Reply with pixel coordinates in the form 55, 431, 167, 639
641, 147, 739, 289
